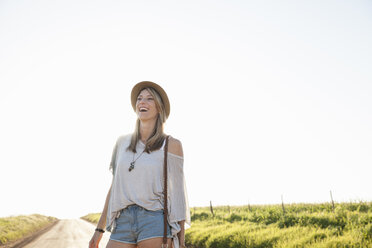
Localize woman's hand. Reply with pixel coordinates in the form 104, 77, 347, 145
177, 220, 186, 247
89, 231, 103, 248
179, 234, 186, 248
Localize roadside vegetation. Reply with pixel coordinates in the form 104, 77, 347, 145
81, 213, 101, 224
82, 202, 372, 247
187, 202, 372, 247
0, 214, 57, 246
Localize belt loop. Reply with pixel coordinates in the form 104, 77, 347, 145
112, 220, 116, 233
116, 210, 121, 219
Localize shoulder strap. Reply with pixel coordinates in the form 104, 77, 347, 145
161, 135, 169, 150
163, 135, 170, 247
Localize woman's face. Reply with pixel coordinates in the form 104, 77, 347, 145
136, 89, 159, 121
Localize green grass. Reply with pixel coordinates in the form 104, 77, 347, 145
186, 202, 372, 248
81, 213, 101, 224
0, 214, 58, 245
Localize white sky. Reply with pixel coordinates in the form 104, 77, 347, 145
1, 0, 371, 219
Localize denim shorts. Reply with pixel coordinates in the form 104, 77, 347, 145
110, 204, 172, 244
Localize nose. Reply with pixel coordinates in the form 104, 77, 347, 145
137, 99, 145, 106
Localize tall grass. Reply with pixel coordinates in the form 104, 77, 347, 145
186, 202, 372, 248
81, 213, 101, 224
0, 214, 57, 245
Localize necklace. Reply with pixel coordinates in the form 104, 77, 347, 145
129, 148, 145, 172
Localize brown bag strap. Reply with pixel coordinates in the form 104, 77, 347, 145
163, 135, 170, 247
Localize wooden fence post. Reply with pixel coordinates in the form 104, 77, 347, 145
330, 190, 335, 212
281, 195, 286, 215
210, 200, 215, 217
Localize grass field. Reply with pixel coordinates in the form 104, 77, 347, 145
81, 213, 101, 224
0, 214, 58, 246
187, 202, 372, 248
82, 202, 372, 247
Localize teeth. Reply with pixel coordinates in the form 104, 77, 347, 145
140, 108, 148, 112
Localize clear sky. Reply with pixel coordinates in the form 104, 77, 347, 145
1, 0, 371, 219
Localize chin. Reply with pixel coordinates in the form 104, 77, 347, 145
138, 115, 157, 122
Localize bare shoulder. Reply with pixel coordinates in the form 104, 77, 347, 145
167, 136, 183, 157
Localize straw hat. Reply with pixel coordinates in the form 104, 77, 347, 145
131, 81, 170, 118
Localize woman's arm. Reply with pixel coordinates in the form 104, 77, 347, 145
89, 183, 112, 248
96, 184, 112, 229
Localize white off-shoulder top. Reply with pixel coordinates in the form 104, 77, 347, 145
106, 134, 191, 248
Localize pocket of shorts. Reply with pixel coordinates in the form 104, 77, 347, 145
116, 210, 130, 225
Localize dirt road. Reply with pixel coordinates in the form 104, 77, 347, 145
23, 219, 110, 248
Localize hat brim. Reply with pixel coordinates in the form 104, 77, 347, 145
131, 81, 170, 119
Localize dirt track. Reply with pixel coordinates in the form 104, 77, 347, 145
22, 219, 110, 248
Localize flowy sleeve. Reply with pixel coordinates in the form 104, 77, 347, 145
109, 137, 120, 175
167, 153, 191, 248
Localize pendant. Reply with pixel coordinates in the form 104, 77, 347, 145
129, 162, 135, 172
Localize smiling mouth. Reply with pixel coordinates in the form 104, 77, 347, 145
139, 108, 148, 112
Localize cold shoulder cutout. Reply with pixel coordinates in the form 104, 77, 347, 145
168, 136, 184, 158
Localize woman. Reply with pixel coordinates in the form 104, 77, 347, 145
89, 81, 190, 248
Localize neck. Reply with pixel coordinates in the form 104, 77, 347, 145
139, 119, 156, 143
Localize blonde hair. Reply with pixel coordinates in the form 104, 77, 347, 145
127, 87, 167, 153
